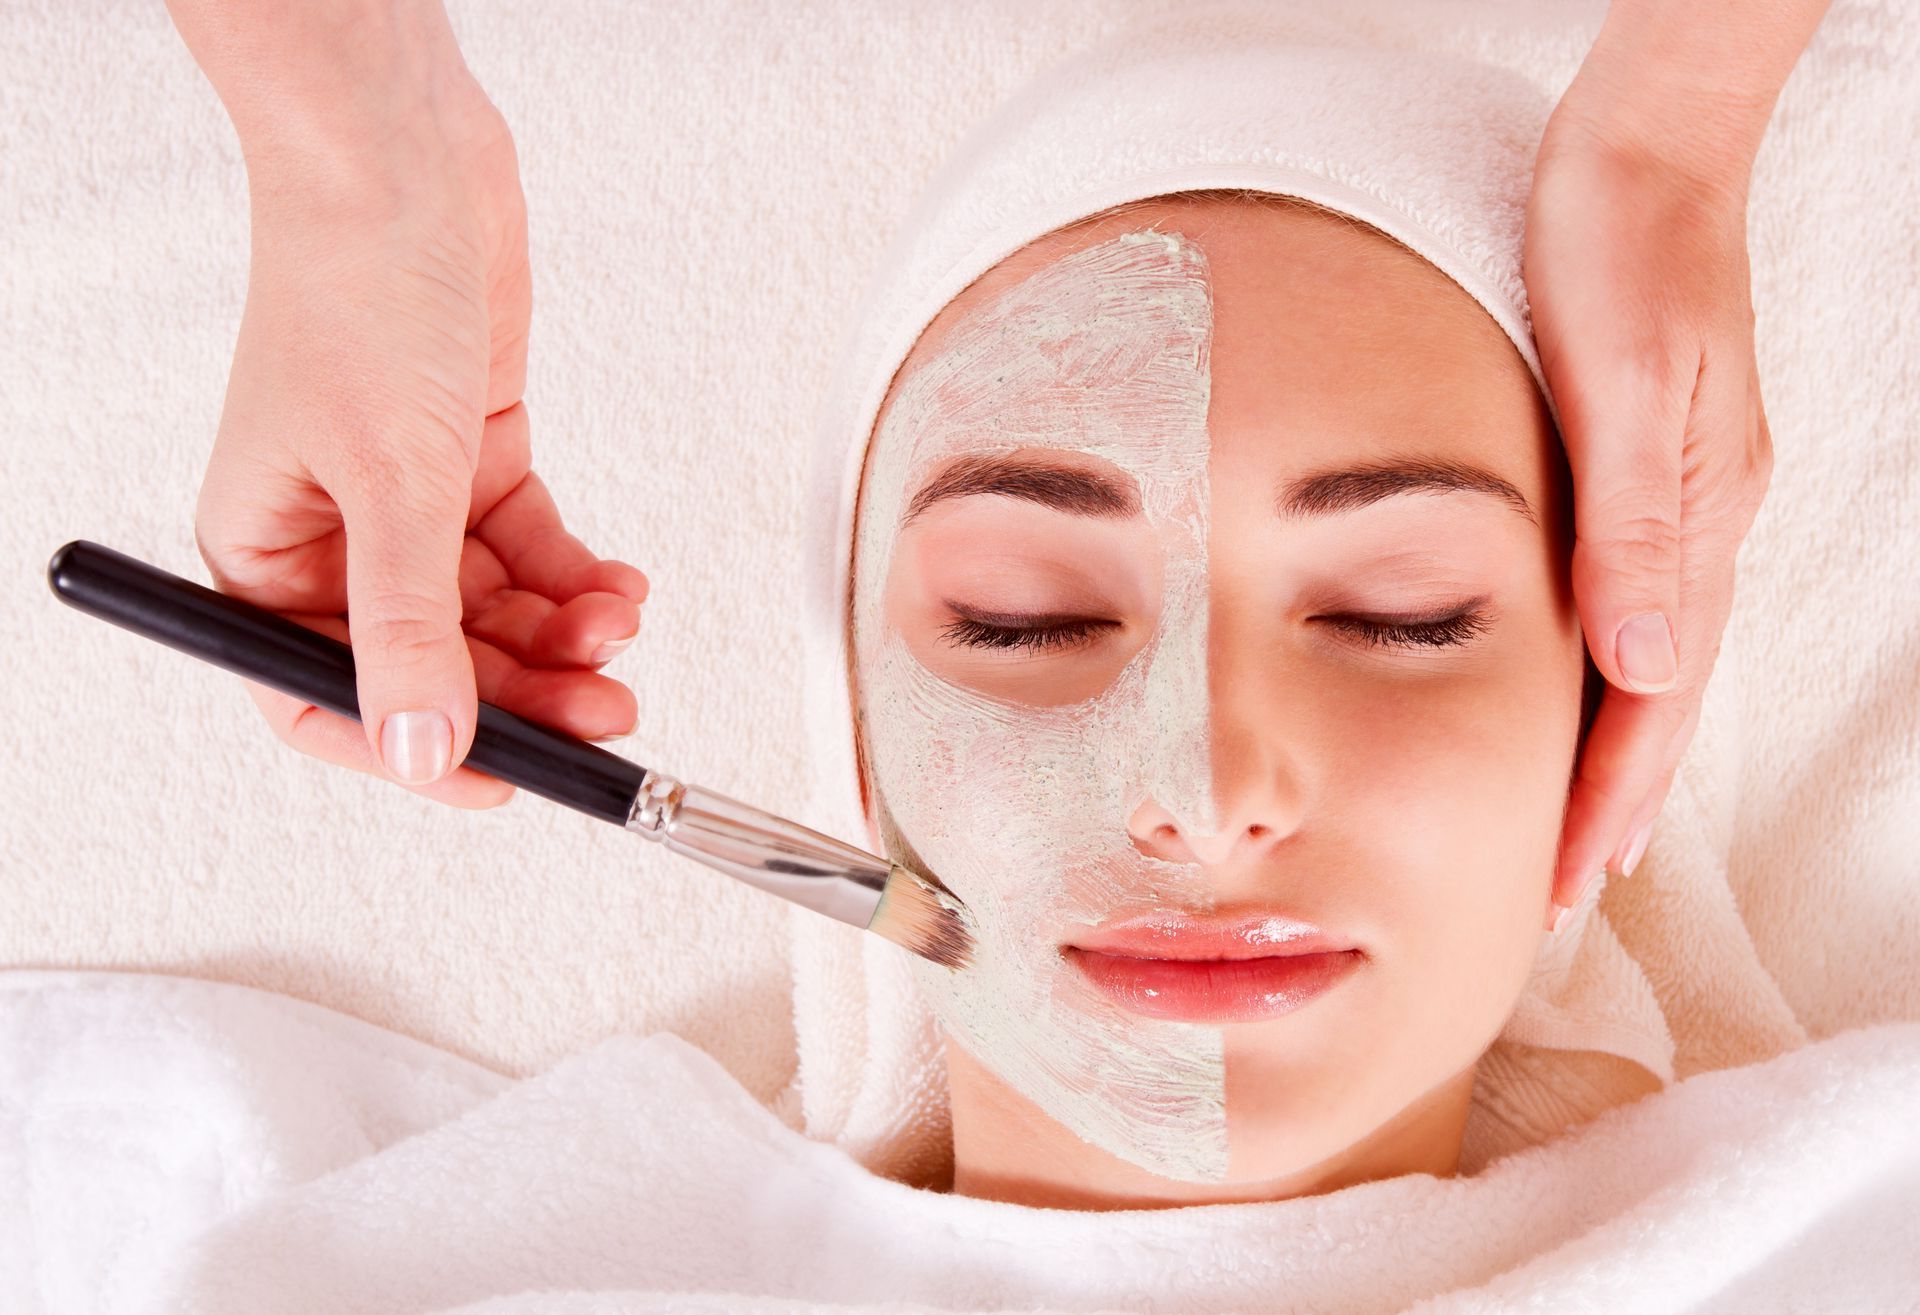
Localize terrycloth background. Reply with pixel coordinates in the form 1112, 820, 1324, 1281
3, 0, 1915, 1124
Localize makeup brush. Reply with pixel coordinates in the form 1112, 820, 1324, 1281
45, 539, 973, 971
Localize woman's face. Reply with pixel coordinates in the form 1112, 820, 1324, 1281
850, 195, 1584, 1185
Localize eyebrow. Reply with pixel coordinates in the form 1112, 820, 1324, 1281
898, 452, 1536, 527
1278, 458, 1536, 526
903, 453, 1139, 524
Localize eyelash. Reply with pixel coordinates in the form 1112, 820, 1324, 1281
1328, 608, 1494, 649
939, 615, 1117, 653
938, 608, 1493, 653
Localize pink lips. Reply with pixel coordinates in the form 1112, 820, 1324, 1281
1062, 909, 1363, 1023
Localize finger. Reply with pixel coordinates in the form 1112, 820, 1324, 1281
519, 591, 642, 668
259, 612, 633, 755
232, 612, 514, 808
473, 468, 649, 604
1599, 695, 1697, 887
1746, 355, 1775, 494
244, 680, 516, 808
1609, 754, 1684, 881
470, 637, 639, 740
328, 442, 479, 788
463, 585, 561, 664
1553, 685, 1691, 903
467, 402, 535, 530
461, 571, 639, 670
461, 535, 640, 665
458, 533, 514, 613
467, 586, 642, 668
1555, 535, 1736, 902
543, 592, 642, 667
195, 473, 352, 615
1559, 336, 1693, 699
192, 411, 343, 590
1552, 320, 1766, 898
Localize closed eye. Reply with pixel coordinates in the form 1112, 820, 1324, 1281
937, 604, 1122, 654
937, 603, 1493, 653
1319, 604, 1493, 649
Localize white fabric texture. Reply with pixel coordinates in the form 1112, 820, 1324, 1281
6, 969, 1919, 1314
3, 0, 1917, 1275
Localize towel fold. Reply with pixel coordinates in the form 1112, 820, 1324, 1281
4, 0, 1916, 1279
6, 970, 1917, 1314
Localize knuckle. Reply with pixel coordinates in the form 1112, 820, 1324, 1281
280, 701, 330, 750
1572, 755, 1647, 817
351, 594, 460, 663
1689, 463, 1770, 543
1579, 507, 1682, 571
261, 703, 303, 747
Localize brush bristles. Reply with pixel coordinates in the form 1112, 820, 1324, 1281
869, 864, 975, 970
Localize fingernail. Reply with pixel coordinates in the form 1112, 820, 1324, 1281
1616, 612, 1677, 694
590, 629, 638, 665
381, 710, 452, 784
1561, 868, 1603, 915
1619, 819, 1654, 877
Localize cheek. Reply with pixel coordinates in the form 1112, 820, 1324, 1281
1344, 622, 1580, 887
1302, 516, 1583, 919
1329, 619, 1583, 1045
1357, 679, 1573, 884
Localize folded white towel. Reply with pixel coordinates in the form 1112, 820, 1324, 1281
6, 0, 1914, 1173
5, 970, 1916, 1314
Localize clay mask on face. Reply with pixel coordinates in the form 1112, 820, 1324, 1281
852, 230, 1235, 1180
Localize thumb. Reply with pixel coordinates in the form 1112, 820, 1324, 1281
336, 471, 477, 786
1561, 352, 1692, 697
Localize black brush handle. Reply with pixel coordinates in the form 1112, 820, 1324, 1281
46, 539, 649, 826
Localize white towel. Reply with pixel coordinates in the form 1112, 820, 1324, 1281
3, 0, 1915, 1208
5, 969, 1917, 1313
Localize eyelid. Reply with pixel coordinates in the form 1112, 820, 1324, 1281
1311, 594, 1493, 624
944, 602, 1118, 628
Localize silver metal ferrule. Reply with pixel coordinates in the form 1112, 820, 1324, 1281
624, 769, 892, 929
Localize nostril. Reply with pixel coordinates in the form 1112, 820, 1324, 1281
1248, 823, 1270, 839
1129, 821, 1188, 863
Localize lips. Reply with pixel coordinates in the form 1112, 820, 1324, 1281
1062, 909, 1363, 1023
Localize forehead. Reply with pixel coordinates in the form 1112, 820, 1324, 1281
867, 193, 1554, 513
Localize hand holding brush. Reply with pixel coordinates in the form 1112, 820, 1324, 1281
46, 540, 973, 971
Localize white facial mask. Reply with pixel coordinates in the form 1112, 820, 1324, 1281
852, 229, 1233, 1180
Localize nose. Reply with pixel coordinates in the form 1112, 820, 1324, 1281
1126, 661, 1308, 868
1124, 509, 1309, 870
1127, 792, 1287, 867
